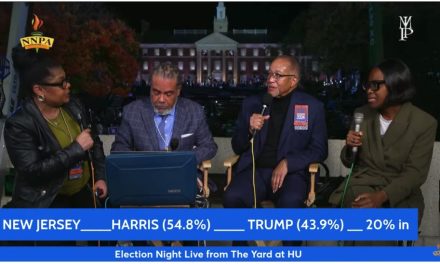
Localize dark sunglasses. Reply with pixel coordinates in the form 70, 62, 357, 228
38, 78, 70, 89
362, 80, 386, 92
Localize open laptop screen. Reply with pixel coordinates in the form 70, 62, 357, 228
106, 151, 197, 206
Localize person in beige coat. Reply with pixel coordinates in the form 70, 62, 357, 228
329, 59, 437, 229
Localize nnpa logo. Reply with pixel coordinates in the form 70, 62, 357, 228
433, 243, 440, 256
20, 14, 54, 51
399, 16, 414, 41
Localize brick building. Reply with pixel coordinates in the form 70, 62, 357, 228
140, 2, 313, 86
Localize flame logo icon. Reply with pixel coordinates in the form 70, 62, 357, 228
31, 14, 44, 32
20, 13, 54, 51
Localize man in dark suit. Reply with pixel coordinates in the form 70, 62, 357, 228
111, 62, 217, 165
223, 55, 328, 245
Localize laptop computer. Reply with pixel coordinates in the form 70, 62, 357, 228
105, 151, 197, 207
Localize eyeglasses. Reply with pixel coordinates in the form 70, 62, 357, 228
267, 71, 296, 81
38, 78, 70, 89
363, 80, 386, 92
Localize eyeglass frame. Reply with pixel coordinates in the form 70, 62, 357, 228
267, 71, 296, 81
362, 80, 386, 92
38, 78, 70, 89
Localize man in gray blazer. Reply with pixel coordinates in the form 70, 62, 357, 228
111, 63, 217, 165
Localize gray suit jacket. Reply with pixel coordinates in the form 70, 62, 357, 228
111, 97, 217, 164
330, 102, 437, 221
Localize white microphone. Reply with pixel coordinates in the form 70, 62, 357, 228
352, 112, 364, 154
251, 93, 273, 138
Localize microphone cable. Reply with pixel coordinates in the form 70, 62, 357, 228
249, 94, 273, 209
251, 137, 257, 208
337, 160, 355, 247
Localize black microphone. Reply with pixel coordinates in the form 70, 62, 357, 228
77, 113, 93, 158
77, 113, 101, 198
170, 138, 179, 151
251, 93, 273, 137
352, 112, 364, 155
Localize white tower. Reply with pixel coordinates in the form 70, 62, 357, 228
213, 2, 228, 33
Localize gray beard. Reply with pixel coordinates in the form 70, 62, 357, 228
153, 107, 172, 115
152, 98, 178, 115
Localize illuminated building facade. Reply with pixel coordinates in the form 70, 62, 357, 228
140, 3, 313, 86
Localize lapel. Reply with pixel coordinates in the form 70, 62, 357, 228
381, 102, 411, 151
365, 110, 385, 168
25, 98, 61, 151
256, 104, 270, 152
278, 91, 296, 148
140, 100, 160, 150
171, 99, 184, 143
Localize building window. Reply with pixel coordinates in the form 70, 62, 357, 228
203, 62, 208, 71
264, 48, 271, 56
290, 49, 295, 56
228, 61, 233, 71
154, 48, 160, 56
253, 48, 259, 57
253, 62, 259, 71
143, 61, 148, 71
214, 60, 221, 71
166, 49, 172, 56
178, 61, 184, 71
240, 48, 247, 56
190, 49, 195, 56
190, 61, 196, 71
312, 61, 319, 72
178, 49, 183, 56
240, 61, 246, 71
265, 61, 270, 71
142, 49, 148, 56
154, 61, 160, 67
278, 49, 283, 56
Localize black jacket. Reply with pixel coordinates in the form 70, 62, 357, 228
4, 97, 106, 208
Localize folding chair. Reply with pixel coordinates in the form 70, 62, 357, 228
224, 155, 320, 246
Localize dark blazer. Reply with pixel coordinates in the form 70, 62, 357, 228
232, 90, 328, 181
330, 102, 437, 221
4, 97, 106, 208
111, 97, 217, 164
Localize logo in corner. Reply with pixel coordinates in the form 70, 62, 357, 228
20, 14, 55, 51
399, 16, 414, 41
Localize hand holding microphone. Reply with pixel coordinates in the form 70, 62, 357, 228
249, 114, 270, 133
346, 113, 364, 154
249, 93, 273, 136
76, 129, 94, 151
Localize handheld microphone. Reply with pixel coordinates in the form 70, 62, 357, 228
77, 113, 94, 159
170, 138, 179, 151
352, 112, 364, 154
77, 112, 99, 207
252, 93, 274, 137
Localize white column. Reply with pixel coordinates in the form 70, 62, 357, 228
233, 50, 238, 85
222, 50, 226, 82
197, 50, 202, 84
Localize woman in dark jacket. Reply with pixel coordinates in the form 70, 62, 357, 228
3, 47, 107, 209
329, 59, 437, 246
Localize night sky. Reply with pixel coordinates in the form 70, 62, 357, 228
106, 2, 309, 32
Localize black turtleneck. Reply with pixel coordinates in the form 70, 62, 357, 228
256, 91, 293, 168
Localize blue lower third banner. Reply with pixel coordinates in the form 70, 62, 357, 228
0, 208, 417, 241
0, 247, 439, 261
